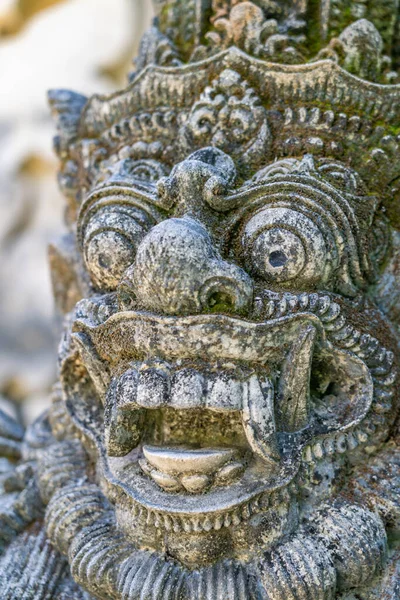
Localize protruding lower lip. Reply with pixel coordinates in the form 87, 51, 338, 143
107, 448, 298, 516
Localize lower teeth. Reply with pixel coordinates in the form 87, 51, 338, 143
139, 446, 246, 494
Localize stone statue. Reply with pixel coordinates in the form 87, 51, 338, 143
0, 1, 399, 598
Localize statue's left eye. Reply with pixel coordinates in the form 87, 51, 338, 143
250, 227, 306, 282
242, 207, 328, 287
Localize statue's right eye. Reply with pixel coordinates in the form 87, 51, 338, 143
81, 204, 152, 291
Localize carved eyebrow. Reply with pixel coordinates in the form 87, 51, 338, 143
211, 176, 359, 230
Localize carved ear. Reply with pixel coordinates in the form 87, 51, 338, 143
47, 89, 87, 150
48, 233, 89, 316
72, 332, 111, 402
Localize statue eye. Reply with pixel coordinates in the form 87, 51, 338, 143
80, 201, 154, 291
85, 225, 144, 291
242, 208, 328, 287
250, 227, 306, 282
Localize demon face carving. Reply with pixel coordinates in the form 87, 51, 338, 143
66, 148, 392, 576
0, 3, 400, 600
41, 134, 397, 598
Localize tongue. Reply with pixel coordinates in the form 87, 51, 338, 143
143, 445, 237, 475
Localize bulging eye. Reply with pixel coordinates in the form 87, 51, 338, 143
79, 196, 155, 291
251, 227, 306, 282
85, 215, 145, 290
242, 208, 328, 287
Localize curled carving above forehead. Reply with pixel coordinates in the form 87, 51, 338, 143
49, 53, 400, 230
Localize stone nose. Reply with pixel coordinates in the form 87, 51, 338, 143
129, 217, 253, 315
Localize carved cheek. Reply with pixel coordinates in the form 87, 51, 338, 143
242, 207, 328, 287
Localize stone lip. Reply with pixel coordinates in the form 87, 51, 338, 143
73, 309, 325, 365
107, 450, 297, 515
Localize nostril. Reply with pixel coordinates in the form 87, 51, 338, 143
206, 290, 235, 313
199, 275, 252, 315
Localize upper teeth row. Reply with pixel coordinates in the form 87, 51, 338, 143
113, 362, 270, 412
107, 361, 279, 466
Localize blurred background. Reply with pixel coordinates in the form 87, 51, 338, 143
0, 0, 153, 424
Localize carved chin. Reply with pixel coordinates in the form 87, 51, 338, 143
40, 439, 387, 600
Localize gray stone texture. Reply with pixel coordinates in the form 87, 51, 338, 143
0, 1, 399, 598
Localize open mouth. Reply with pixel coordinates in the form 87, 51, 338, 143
107, 358, 281, 488
103, 357, 297, 524
71, 309, 373, 527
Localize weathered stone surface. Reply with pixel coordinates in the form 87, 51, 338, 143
0, 1, 400, 598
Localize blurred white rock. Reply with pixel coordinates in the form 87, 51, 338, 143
0, 0, 153, 424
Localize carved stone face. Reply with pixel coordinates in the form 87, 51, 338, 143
2, 3, 400, 598
39, 13, 400, 597
53, 135, 395, 591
